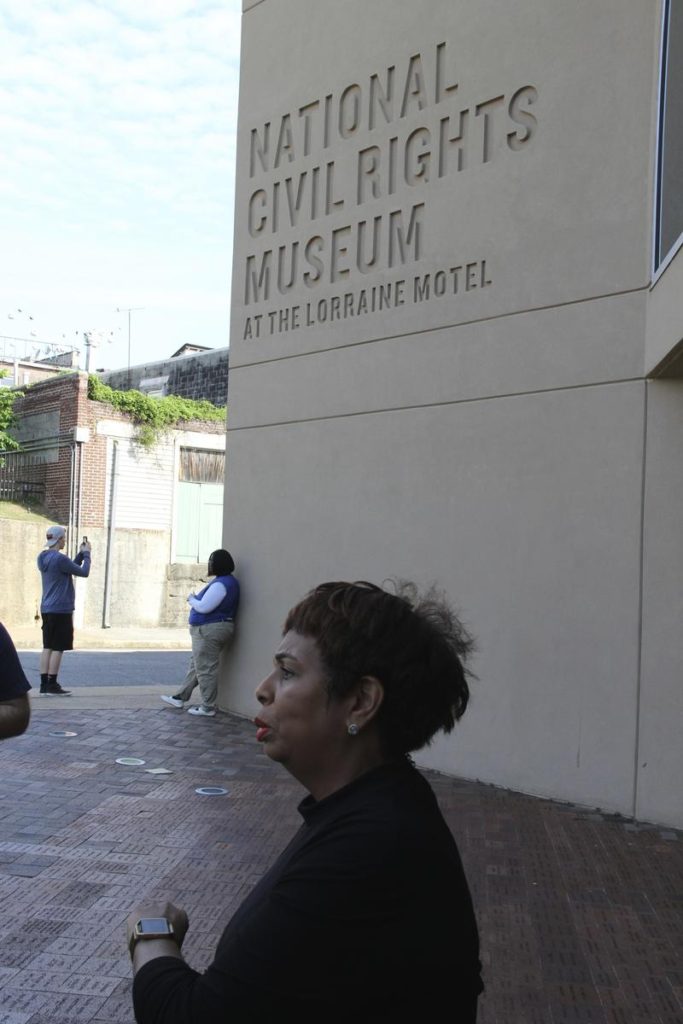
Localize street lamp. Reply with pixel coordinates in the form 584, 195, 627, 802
116, 306, 144, 388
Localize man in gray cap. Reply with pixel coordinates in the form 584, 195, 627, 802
36, 526, 91, 695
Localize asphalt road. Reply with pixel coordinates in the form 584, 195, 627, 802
18, 650, 190, 689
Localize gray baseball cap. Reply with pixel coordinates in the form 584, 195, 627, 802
45, 525, 66, 548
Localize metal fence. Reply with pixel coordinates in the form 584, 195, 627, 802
0, 448, 47, 506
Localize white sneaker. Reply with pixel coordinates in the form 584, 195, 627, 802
188, 706, 216, 717
161, 695, 185, 709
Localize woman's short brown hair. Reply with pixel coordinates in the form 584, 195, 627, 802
284, 580, 475, 758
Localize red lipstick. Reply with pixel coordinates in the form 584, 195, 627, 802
254, 717, 270, 742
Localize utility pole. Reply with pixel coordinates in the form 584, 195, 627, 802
116, 307, 144, 389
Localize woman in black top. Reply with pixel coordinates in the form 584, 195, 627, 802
128, 581, 483, 1022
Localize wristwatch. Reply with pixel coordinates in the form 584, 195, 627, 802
129, 917, 177, 957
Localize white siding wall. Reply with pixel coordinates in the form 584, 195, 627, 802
101, 429, 175, 532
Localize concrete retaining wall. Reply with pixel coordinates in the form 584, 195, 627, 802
0, 519, 206, 630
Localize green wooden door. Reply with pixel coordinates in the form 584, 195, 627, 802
176, 482, 224, 563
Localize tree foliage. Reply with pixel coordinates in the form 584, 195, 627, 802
0, 371, 22, 453
87, 375, 226, 447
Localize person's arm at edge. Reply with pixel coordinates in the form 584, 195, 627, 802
127, 903, 204, 1024
0, 695, 30, 740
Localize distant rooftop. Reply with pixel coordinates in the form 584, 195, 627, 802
170, 343, 214, 358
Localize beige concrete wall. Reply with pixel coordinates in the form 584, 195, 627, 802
222, 0, 682, 826
646, 247, 683, 375
0, 521, 47, 624
636, 381, 683, 825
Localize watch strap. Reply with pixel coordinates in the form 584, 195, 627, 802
129, 918, 177, 957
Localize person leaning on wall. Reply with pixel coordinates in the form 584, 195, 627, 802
0, 621, 31, 740
36, 525, 91, 695
161, 549, 240, 718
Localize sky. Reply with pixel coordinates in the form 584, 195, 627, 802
0, 0, 241, 373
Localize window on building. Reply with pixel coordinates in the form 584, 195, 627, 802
654, 0, 683, 274
179, 448, 225, 483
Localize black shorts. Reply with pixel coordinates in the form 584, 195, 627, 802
41, 613, 74, 652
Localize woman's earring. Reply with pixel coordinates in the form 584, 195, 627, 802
347, 723, 359, 736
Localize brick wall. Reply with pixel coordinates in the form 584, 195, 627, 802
11, 371, 226, 529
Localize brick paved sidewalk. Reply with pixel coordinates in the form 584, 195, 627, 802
0, 707, 681, 1024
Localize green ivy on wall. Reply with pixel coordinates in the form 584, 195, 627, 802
87, 375, 226, 448
0, 370, 22, 453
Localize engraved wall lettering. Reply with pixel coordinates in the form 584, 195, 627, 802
245, 203, 428, 304
323, 94, 334, 148
339, 84, 362, 138
401, 53, 428, 117
245, 251, 271, 304
272, 181, 280, 231
414, 272, 430, 302
435, 41, 458, 102
331, 225, 352, 281
412, 260, 491, 303
325, 162, 344, 215
405, 127, 431, 185
357, 146, 382, 204
369, 67, 396, 130
250, 123, 270, 177
475, 95, 505, 163
277, 243, 298, 293
310, 166, 321, 219
274, 114, 295, 168
248, 163, 341, 237
247, 41, 461, 175
242, 260, 490, 339
357, 216, 382, 274
304, 236, 324, 287
240, 37, 537, 337
284, 174, 306, 226
248, 189, 267, 237
298, 99, 320, 156
507, 86, 538, 150
438, 110, 468, 174
388, 203, 424, 267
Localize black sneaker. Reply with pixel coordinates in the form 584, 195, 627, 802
44, 682, 72, 696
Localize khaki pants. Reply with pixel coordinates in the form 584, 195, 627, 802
175, 621, 235, 711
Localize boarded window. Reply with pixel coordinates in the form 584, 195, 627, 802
179, 448, 225, 484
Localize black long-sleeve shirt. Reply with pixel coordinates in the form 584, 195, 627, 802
133, 759, 482, 1023
0, 622, 31, 699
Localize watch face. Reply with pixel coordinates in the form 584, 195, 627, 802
138, 918, 172, 935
